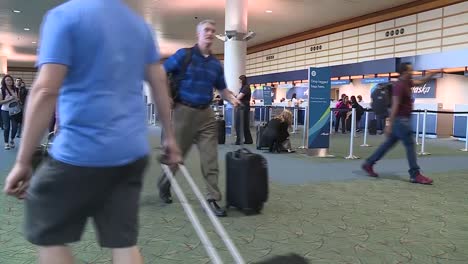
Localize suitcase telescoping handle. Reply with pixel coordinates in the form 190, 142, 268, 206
161, 164, 246, 264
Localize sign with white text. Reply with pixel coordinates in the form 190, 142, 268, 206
411, 79, 436, 98
308, 67, 331, 149
262, 86, 273, 105
331, 80, 351, 86
361, 77, 389, 84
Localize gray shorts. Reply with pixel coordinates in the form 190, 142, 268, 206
24, 156, 149, 248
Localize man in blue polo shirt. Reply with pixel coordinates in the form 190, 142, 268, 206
159, 19, 240, 217
3, 0, 181, 263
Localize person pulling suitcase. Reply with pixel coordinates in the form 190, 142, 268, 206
159, 19, 241, 217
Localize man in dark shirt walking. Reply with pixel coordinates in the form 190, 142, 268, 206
362, 62, 436, 185
235, 75, 253, 145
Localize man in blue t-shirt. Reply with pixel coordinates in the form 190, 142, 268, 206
160, 19, 240, 217
3, 0, 181, 263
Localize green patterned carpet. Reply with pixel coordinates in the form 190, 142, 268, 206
1, 127, 468, 263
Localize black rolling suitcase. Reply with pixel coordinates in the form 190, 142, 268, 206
226, 106, 268, 214
256, 122, 269, 150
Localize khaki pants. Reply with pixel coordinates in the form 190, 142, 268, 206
158, 103, 221, 201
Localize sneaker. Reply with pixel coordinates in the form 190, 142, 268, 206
4, 143, 10, 150
410, 173, 433, 185
9, 140, 15, 148
362, 163, 378, 177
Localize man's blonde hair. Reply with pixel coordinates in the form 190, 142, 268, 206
197, 19, 216, 33
277, 110, 293, 127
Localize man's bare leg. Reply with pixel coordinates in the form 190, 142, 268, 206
112, 246, 143, 264
39, 246, 74, 264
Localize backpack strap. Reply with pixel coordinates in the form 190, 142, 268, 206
170, 48, 192, 103
179, 48, 192, 76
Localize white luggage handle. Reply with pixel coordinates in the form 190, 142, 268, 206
161, 164, 245, 264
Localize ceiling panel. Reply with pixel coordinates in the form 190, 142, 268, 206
0, 0, 416, 67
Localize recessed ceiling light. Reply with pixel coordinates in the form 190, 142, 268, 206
24, 28, 30, 31
32, 41, 36, 44
265, 10, 273, 13
13, 10, 21, 13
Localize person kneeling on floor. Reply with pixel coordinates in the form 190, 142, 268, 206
261, 110, 295, 153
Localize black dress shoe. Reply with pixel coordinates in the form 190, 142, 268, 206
207, 199, 227, 217
159, 190, 173, 204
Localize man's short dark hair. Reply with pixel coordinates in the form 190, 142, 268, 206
398, 62, 412, 75
239, 75, 247, 85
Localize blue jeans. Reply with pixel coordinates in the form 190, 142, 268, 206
366, 117, 420, 178
1, 110, 18, 143
376, 115, 386, 131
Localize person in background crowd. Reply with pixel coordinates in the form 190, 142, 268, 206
291, 93, 298, 106
235, 75, 253, 145
350, 95, 364, 132
48, 108, 58, 139
2, 1, 181, 263
159, 19, 240, 217
1, 75, 20, 149
357, 95, 363, 103
362, 62, 438, 185
214, 94, 224, 106
16, 78, 28, 138
334, 95, 349, 134
261, 109, 295, 153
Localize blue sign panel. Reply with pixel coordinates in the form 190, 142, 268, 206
262, 86, 272, 105
361, 77, 389, 84
308, 67, 331, 149
411, 79, 436, 98
331, 80, 351, 86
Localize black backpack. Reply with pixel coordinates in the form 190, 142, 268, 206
167, 48, 192, 102
371, 83, 393, 116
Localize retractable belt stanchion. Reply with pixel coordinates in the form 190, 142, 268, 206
147, 104, 151, 125
360, 111, 371, 147
259, 107, 263, 123
418, 109, 430, 156
329, 110, 333, 134
299, 106, 308, 149
268, 106, 272, 121
292, 107, 298, 134
151, 104, 156, 125
415, 111, 420, 145
345, 108, 359, 159
460, 113, 468, 152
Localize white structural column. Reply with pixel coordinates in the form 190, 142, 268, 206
223, 0, 248, 94
0, 56, 7, 75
